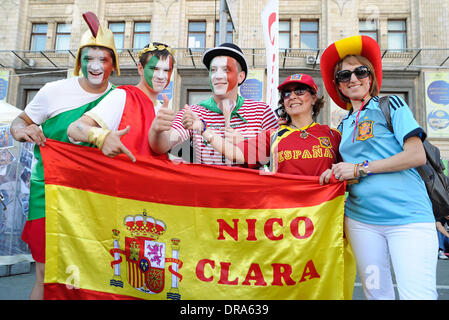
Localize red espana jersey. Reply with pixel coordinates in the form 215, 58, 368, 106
238, 123, 342, 176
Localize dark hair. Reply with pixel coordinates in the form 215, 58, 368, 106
277, 84, 325, 124
139, 42, 174, 68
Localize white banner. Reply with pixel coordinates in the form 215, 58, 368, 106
261, 0, 279, 111
0, 70, 10, 102
424, 72, 449, 138
226, 0, 238, 28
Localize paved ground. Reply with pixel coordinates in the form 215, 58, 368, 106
1, 259, 449, 300
352, 259, 449, 300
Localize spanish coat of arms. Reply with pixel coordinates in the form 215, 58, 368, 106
109, 209, 183, 300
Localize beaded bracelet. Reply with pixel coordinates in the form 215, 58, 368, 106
357, 160, 373, 177
364, 160, 373, 176
201, 119, 208, 133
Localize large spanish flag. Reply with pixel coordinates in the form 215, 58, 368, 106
41, 139, 355, 300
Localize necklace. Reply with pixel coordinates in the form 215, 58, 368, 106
287, 122, 338, 160
291, 121, 315, 139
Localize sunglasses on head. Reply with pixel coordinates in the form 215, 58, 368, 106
335, 65, 370, 83
281, 88, 310, 100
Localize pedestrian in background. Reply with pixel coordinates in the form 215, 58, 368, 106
436, 215, 449, 260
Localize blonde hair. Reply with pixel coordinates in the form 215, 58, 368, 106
333, 55, 380, 103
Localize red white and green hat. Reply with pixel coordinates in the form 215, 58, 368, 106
320, 35, 383, 110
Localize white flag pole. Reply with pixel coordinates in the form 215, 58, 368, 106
261, 0, 279, 112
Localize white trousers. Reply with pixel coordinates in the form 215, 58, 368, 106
345, 216, 438, 300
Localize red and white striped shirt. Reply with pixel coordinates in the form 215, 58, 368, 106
172, 98, 279, 165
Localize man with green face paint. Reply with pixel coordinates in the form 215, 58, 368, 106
10, 12, 119, 300
68, 42, 175, 161
144, 54, 173, 93
149, 43, 278, 165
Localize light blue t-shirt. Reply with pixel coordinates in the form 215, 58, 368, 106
337, 95, 434, 225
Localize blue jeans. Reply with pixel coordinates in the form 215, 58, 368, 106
438, 230, 449, 252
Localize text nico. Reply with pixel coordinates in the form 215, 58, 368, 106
193, 217, 320, 286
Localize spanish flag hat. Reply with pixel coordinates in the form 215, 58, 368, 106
320, 35, 382, 110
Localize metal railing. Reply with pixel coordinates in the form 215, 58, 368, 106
1, 48, 449, 70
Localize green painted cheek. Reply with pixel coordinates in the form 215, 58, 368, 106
80, 51, 88, 79
144, 55, 160, 89
209, 70, 215, 93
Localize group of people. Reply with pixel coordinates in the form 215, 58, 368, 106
9, 12, 440, 300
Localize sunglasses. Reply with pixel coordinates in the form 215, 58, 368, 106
335, 65, 370, 83
281, 88, 310, 100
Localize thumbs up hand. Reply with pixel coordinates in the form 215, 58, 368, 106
152, 94, 175, 133
182, 105, 203, 131
161, 93, 170, 110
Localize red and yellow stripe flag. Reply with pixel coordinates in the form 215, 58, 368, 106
41, 140, 356, 300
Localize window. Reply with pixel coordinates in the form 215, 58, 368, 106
55, 23, 71, 51
133, 22, 151, 49
187, 90, 211, 105
279, 20, 291, 50
30, 23, 47, 51
380, 92, 408, 105
388, 20, 407, 51
109, 22, 125, 52
359, 20, 377, 41
215, 21, 233, 45
300, 20, 319, 49
24, 89, 39, 107
188, 21, 206, 50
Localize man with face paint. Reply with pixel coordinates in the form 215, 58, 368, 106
67, 42, 175, 161
149, 43, 278, 165
10, 12, 119, 300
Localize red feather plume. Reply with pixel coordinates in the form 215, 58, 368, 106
82, 11, 100, 38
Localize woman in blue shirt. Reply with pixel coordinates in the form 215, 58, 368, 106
319, 35, 438, 300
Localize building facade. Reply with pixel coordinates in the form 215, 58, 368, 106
1, 0, 449, 155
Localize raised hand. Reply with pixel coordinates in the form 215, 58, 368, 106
182, 105, 203, 131
152, 94, 175, 133
101, 125, 136, 162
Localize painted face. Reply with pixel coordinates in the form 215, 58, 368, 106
209, 56, 239, 95
337, 61, 372, 101
143, 55, 173, 93
80, 47, 114, 86
283, 85, 316, 118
